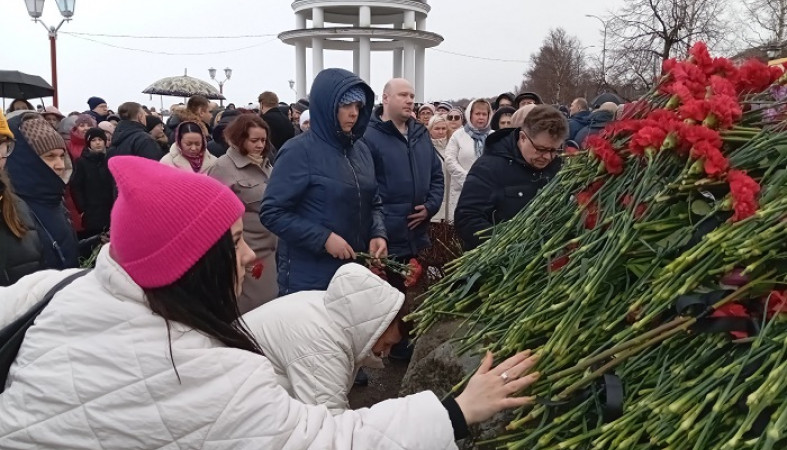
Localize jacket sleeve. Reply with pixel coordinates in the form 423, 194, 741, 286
424, 143, 445, 217
205, 353, 458, 450
284, 351, 353, 415
0, 269, 81, 329
260, 146, 333, 254
369, 188, 387, 242
136, 135, 167, 161
70, 161, 87, 214
444, 133, 468, 188
455, 162, 496, 251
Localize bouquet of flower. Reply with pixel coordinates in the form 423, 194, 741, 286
410, 43, 787, 449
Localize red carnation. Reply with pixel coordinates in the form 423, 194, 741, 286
404, 258, 424, 287
250, 260, 264, 280
727, 169, 760, 221
766, 290, 787, 319
737, 59, 775, 94
709, 75, 737, 97
689, 42, 714, 74
584, 202, 599, 229
621, 194, 648, 220
586, 135, 624, 175
711, 303, 750, 339
576, 180, 604, 206
711, 57, 739, 82
629, 126, 667, 156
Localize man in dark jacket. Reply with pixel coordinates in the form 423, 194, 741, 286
260, 68, 387, 295
259, 91, 295, 152
455, 105, 567, 250
574, 102, 618, 146
107, 102, 166, 161
567, 97, 591, 141
363, 78, 444, 266
84, 96, 109, 124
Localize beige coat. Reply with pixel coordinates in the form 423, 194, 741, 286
160, 143, 217, 174
207, 147, 278, 312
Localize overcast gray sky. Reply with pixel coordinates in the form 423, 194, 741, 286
2, 0, 623, 112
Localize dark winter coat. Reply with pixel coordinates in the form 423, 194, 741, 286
574, 110, 614, 146
0, 194, 44, 286
363, 110, 444, 257
5, 115, 79, 269
84, 110, 108, 124
262, 108, 295, 153
454, 127, 562, 250
260, 68, 386, 295
71, 149, 114, 234
108, 120, 166, 161
567, 110, 592, 142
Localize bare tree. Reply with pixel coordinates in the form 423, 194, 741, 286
606, 0, 730, 90
519, 28, 592, 105
741, 0, 787, 47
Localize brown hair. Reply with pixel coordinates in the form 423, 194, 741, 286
187, 95, 209, 114
224, 114, 273, 157
522, 105, 569, 140
0, 171, 27, 238
118, 102, 143, 121
257, 91, 279, 108
471, 99, 492, 116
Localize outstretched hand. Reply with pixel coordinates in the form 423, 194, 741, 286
454, 351, 540, 425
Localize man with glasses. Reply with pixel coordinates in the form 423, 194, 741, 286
454, 105, 567, 250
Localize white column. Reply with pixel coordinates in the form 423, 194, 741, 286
358, 5, 372, 83
402, 11, 416, 83
353, 47, 360, 74
295, 12, 308, 97
312, 7, 324, 77
415, 46, 425, 102
393, 48, 403, 78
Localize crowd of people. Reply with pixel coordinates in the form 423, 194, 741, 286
0, 67, 625, 448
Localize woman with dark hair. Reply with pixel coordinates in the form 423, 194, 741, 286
71, 127, 113, 241
207, 113, 279, 312
160, 120, 217, 173
0, 111, 44, 286
1, 156, 540, 449
5, 99, 34, 115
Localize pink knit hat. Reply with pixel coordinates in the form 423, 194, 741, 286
108, 156, 244, 288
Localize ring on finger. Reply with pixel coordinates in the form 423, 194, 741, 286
501, 371, 510, 383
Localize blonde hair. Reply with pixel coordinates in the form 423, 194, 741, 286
427, 114, 447, 130
511, 104, 537, 129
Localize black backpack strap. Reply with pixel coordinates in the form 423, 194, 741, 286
0, 269, 91, 392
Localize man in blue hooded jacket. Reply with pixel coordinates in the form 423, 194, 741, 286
362, 78, 444, 274
260, 68, 387, 295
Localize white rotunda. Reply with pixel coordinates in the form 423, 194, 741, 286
279, 0, 443, 101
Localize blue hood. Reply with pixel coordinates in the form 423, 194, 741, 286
308, 68, 375, 148
5, 114, 66, 206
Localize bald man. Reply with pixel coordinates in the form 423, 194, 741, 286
362, 78, 444, 288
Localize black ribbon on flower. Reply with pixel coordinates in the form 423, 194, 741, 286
674, 290, 760, 337
535, 370, 624, 423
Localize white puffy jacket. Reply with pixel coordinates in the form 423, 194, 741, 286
0, 246, 457, 449
444, 99, 491, 220
243, 263, 404, 414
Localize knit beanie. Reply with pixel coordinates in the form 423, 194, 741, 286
437, 102, 453, 112
87, 96, 107, 110
19, 117, 67, 156
108, 156, 244, 288
292, 99, 309, 113
145, 114, 163, 133
338, 86, 366, 107
85, 127, 107, 144
73, 114, 97, 130
0, 110, 12, 140
418, 103, 436, 114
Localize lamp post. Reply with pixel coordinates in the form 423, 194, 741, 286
208, 67, 232, 107
585, 14, 609, 85
24, 0, 76, 108
765, 43, 782, 61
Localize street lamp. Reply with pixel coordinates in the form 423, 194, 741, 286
24, 0, 76, 108
585, 14, 609, 85
765, 43, 782, 60
208, 67, 232, 107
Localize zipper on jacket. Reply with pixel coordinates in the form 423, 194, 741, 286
344, 147, 363, 247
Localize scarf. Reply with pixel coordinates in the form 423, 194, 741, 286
181, 149, 204, 173
464, 122, 490, 158
246, 152, 264, 166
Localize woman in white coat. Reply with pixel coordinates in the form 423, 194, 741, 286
444, 99, 492, 220
160, 121, 217, 174
0, 155, 539, 449
245, 263, 410, 414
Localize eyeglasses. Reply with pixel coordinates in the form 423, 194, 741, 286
447, 115, 462, 121
522, 131, 563, 154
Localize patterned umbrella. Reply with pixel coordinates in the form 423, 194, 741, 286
142, 75, 225, 100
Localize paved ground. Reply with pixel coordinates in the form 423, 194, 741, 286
347, 358, 410, 409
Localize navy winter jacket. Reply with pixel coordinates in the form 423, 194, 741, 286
260, 68, 386, 294
567, 110, 592, 142
363, 110, 444, 257
5, 115, 79, 269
